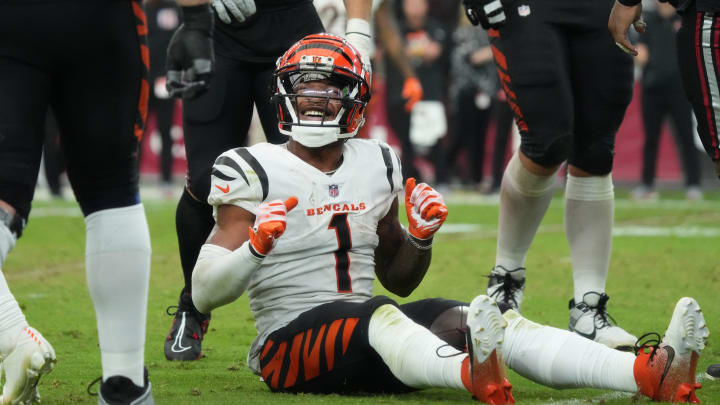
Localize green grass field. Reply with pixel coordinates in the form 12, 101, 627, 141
4, 190, 720, 404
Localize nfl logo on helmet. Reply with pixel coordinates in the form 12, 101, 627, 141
329, 185, 339, 198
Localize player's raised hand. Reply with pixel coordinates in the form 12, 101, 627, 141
166, 5, 215, 99
608, 0, 645, 56
212, 0, 256, 24
248, 197, 298, 256
404, 178, 448, 240
462, 0, 506, 30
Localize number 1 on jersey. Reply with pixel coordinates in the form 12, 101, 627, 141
329, 213, 352, 293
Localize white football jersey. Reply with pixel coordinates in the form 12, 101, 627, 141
207, 138, 403, 373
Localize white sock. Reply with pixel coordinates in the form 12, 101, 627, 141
368, 304, 466, 390
565, 174, 614, 303
496, 153, 556, 270
501, 310, 637, 392
85, 204, 151, 387
0, 273, 28, 356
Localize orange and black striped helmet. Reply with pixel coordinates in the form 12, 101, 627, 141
272, 33, 371, 147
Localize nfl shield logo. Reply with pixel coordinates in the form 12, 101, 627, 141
329, 184, 339, 198
518, 5, 531, 17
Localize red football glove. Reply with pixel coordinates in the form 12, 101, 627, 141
402, 77, 423, 112
404, 178, 448, 240
248, 197, 298, 255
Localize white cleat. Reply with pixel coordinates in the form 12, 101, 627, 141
0, 327, 56, 405
663, 297, 709, 357
634, 297, 709, 403
465, 295, 515, 404
569, 292, 636, 351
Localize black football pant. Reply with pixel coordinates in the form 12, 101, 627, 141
677, 4, 720, 165
0, 0, 147, 220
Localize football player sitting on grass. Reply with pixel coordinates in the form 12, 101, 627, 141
190, 33, 709, 404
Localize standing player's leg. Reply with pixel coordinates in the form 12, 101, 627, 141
0, 52, 57, 404
486, 7, 573, 311
677, 6, 720, 179
565, 13, 635, 350
676, 5, 720, 379
167, 54, 257, 361
50, 1, 152, 402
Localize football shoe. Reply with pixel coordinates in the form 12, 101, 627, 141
164, 291, 210, 361
0, 326, 55, 405
633, 297, 708, 403
706, 364, 719, 380
89, 368, 153, 405
568, 291, 636, 351
463, 295, 514, 404
486, 266, 525, 311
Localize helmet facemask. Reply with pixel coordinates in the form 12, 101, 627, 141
272, 35, 371, 148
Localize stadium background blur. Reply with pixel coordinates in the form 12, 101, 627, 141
38, 0, 720, 201
15, 0, 720, 403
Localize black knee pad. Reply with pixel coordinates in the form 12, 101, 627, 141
429, 306, 468, 351
520, 133, 570, 167
568, 138, 615, 175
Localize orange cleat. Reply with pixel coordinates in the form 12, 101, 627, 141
461, 295, 515, 404
633, 297, 709, 403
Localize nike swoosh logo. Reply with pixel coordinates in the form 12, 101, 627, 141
573, 325, 597, 341
659, 345, 675, 387
215, 184, 230, 193
171, 312, 192, 353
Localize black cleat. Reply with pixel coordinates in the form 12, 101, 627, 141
164, 290, 210, 361
90, 368, 154, 405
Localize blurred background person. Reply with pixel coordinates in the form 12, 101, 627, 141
632, 1, 702, 201
444, 13, 498, 190
146, 0, 180, 189
383, 0, 451, 181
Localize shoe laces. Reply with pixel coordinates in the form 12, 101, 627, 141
487, 267, 525, 308
583, 293, 617, 329
634, 332, 662, 361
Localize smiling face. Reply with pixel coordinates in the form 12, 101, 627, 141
294, 80, 344, 122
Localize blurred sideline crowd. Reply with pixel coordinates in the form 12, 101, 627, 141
39, 0, 717, 202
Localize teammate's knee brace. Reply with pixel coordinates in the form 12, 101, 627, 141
520, 134, 570, 168
568, 139, 615, 176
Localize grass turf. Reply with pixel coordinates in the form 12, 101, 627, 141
3, 191, 719, 404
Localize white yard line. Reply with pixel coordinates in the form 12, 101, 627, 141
439, 223, 720, 238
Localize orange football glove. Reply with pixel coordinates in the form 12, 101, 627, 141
402, 77, 423, 112
248, 196, 298, 256
404, 178, 448, 240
